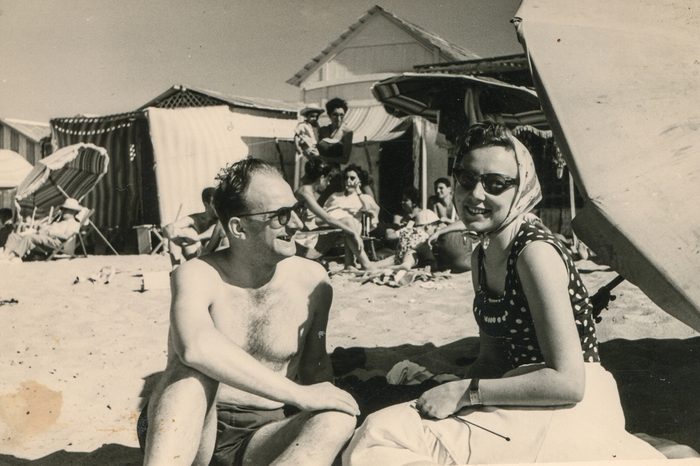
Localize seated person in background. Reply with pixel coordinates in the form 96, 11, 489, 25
0, 198, 82, 262
163, 187, 224, 266
323, 164, 380, 232
0, 208, 13, 248
374, 209, 442, 271
428, 177, 459, 223
384, 186, 422, 244
295, 159, 375, 270
294, 105, 324, 160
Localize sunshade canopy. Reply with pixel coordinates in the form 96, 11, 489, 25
0, 149, 33, 188
371, 73, 546, 143
15, 143, 109, 215
515, 0, 700, 330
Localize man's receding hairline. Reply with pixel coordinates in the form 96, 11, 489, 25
239, 167, 286, 212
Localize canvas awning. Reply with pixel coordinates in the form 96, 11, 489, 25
515, 0, 700, 331
147, 106, 299, 225
316, 104, 407, 144
371, 73, 545, 126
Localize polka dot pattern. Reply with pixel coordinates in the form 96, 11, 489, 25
472, 222, 600, 367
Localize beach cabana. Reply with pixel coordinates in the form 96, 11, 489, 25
50, 86, 299, 252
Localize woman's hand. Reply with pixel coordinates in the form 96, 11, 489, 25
415, 379, 469, 419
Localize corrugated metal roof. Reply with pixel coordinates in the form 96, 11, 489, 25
0, 118, 51, 142
139, 85, 300, 115
286, 5, 480, 87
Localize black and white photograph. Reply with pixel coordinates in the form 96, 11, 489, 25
1, 1, 698, 464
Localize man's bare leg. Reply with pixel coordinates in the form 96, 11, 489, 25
144, 364, 218, 466
242, 410, 357, 466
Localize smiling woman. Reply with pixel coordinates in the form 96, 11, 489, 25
342, 123, 666, 464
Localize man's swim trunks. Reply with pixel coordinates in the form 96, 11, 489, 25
137, 402, 286, 466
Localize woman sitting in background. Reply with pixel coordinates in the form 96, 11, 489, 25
295, 159, 374, 270
342, 122, 664, 465
384, 186, 422, 245
428, 177, 458, 224
323, 164, 380, 231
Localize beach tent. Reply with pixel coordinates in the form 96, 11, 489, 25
515, 0, 700, 331
147, 106, 296, 226
50, 96, 298, 251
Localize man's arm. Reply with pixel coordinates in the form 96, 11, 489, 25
163, 215, 197, 241
199, 222, 224, 255
170, 260, 358, 415
296, 271, 334, 385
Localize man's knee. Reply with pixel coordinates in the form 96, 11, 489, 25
309, 410, 357, 441
157, 362, 218, 397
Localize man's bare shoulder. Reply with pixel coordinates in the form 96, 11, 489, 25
278, 256, 329, 286
171, 254, 222, 289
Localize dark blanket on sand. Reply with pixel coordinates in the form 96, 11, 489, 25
331, 336, 700, 452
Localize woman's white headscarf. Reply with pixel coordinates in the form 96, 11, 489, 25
466, 130, 543, 246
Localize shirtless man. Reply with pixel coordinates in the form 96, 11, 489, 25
139, 159, 359, 465
163, 187, 224, 266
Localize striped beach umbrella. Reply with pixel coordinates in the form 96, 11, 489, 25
15, 143, 109, 215
371, 73, 545, 128
0, 149, 33, 188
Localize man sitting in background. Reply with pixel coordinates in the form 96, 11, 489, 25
0, 198, 82, 262
163, 187, 224, 266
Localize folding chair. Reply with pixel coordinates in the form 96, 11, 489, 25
35, 208, 92, 260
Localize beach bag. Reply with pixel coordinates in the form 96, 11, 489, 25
433, 231, 472, 273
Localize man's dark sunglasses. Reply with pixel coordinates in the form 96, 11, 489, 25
453, 168, 518, 195
236, 201, 305, 226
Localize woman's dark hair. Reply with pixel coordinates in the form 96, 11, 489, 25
401, 186, 420, 205
433, 177, 451, 190
457, 122, 516, 165
213, 158, 279, 231
302, 158, 333, 182
325, 97, 348, 115
342, 163, 369, 187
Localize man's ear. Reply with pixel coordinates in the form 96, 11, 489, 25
228, 217, 246, 239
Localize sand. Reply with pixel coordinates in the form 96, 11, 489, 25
0, 254, 698, 465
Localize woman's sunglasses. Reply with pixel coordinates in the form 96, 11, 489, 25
453, 168, 518, 195
236, 201, 305, 227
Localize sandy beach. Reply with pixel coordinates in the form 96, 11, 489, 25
0, 254, 698, 464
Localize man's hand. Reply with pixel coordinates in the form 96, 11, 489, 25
415, 379, 469, 419
296, 382, 360, 416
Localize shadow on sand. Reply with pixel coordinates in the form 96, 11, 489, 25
332, 335, 700, 452
0, 443, 142, 465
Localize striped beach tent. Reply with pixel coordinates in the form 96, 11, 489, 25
50, 113, 159, 247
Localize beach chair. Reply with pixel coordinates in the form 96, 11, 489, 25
34, 208, 92, 260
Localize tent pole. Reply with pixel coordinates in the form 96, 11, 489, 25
88, 219, 120, 256
420, 120, 428, 209
273, 138, 288, 182
569, 171, 578, 249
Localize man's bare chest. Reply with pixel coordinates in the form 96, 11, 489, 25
210, 288, 311, 370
